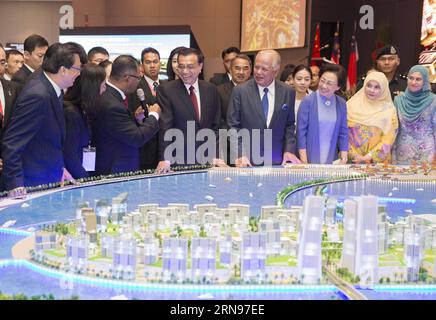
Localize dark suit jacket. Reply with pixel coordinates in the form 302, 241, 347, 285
134, 78, 165, 169
2, 70, 66, 190
157, 79, 221, 165
217, 81, 235, 129
92, 85, 159, 175
0, 78, 19, 142
227, 78, 297, 165
63, 101, 90, 179
11, 64, 33, 88
209, 73, 231, 86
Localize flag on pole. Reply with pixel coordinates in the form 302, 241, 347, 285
310, 23, 321, 66
347, 23, 359, 91
331, 22, 341, 64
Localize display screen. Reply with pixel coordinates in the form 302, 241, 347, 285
240, 0, 306, 52
59, 34, 191, 62
59, 27, 192, 79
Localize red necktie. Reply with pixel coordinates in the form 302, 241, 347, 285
0, 95, 3, 115
123, 97, 129, 109
189, 86, 200, 122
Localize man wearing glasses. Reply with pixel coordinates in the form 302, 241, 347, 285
356, 45, 407, 99
2, 43, 85, 197
92, 55, 161, 176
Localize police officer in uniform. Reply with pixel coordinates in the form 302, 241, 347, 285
356, 45, 407, 99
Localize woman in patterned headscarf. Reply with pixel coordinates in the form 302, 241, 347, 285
347, 71, 398, 163
393, 65, 436, 164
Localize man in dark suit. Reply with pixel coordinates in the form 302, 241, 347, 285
92, 55, 160, 176
12, 34, 48, 87
209, 47, 240, 86
2, 43, 84, 197
135, 47, 164, 170
227, 50, 301, 167
217, 54, 252, 129
0, 46, 19, 179
156, 48, 226, 173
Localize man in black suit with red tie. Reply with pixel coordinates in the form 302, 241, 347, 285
156, 48, 226, 173
12, 34, 48, 88
92, 55, 160, 176
2, 43, 83, 197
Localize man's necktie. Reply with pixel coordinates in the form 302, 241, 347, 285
153, 81, 159, 96
59, 91, 64, 106
123, 97, 129, 109
189, 86, 200, 122
0, 96, 3, 115
262, 87, 269, 123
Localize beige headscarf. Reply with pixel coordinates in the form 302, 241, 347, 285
347, 71, 396, 134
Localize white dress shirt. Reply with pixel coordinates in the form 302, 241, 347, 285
43, 72, 62, 98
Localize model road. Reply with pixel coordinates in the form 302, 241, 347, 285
323, 266, 368, 300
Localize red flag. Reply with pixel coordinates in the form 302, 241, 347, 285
346, 32, 359, 91
331, 22, 341, 64
310, 23, 321, 66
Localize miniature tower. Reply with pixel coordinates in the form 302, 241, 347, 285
241, 232, 267, 282
354, 196, 379, 286
162, 238, 188, 281
341, 199, 357, 273
404, 215, 425, 282
259, 220, 281, 256
191, 237, 216, 281
66, 235, 88, 272
143, 237, 159, 265
341, 196, 378, 286
219, 233, 232, 266
94, 199, 110, 232
325, 198, 337, 225
111, 193, 128, 224
297, 195, 324, 284
112, 237, 137, 280
34, 231, 56, 251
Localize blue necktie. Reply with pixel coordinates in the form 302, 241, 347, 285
262, 88, 269, 122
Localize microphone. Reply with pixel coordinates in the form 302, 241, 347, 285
136, 88, 148, 118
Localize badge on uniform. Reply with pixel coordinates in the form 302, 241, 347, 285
82, 147, 96, 171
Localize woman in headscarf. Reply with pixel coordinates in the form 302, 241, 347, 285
347, 71, 398, 163
393, 65, 436, 164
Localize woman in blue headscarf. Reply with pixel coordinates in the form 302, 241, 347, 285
393, 65, 436, 164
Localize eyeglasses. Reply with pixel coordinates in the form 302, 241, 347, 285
69, 65, 82, 72
126, 74, 142, 80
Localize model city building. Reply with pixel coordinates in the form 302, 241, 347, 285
30, 187, 436, 285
